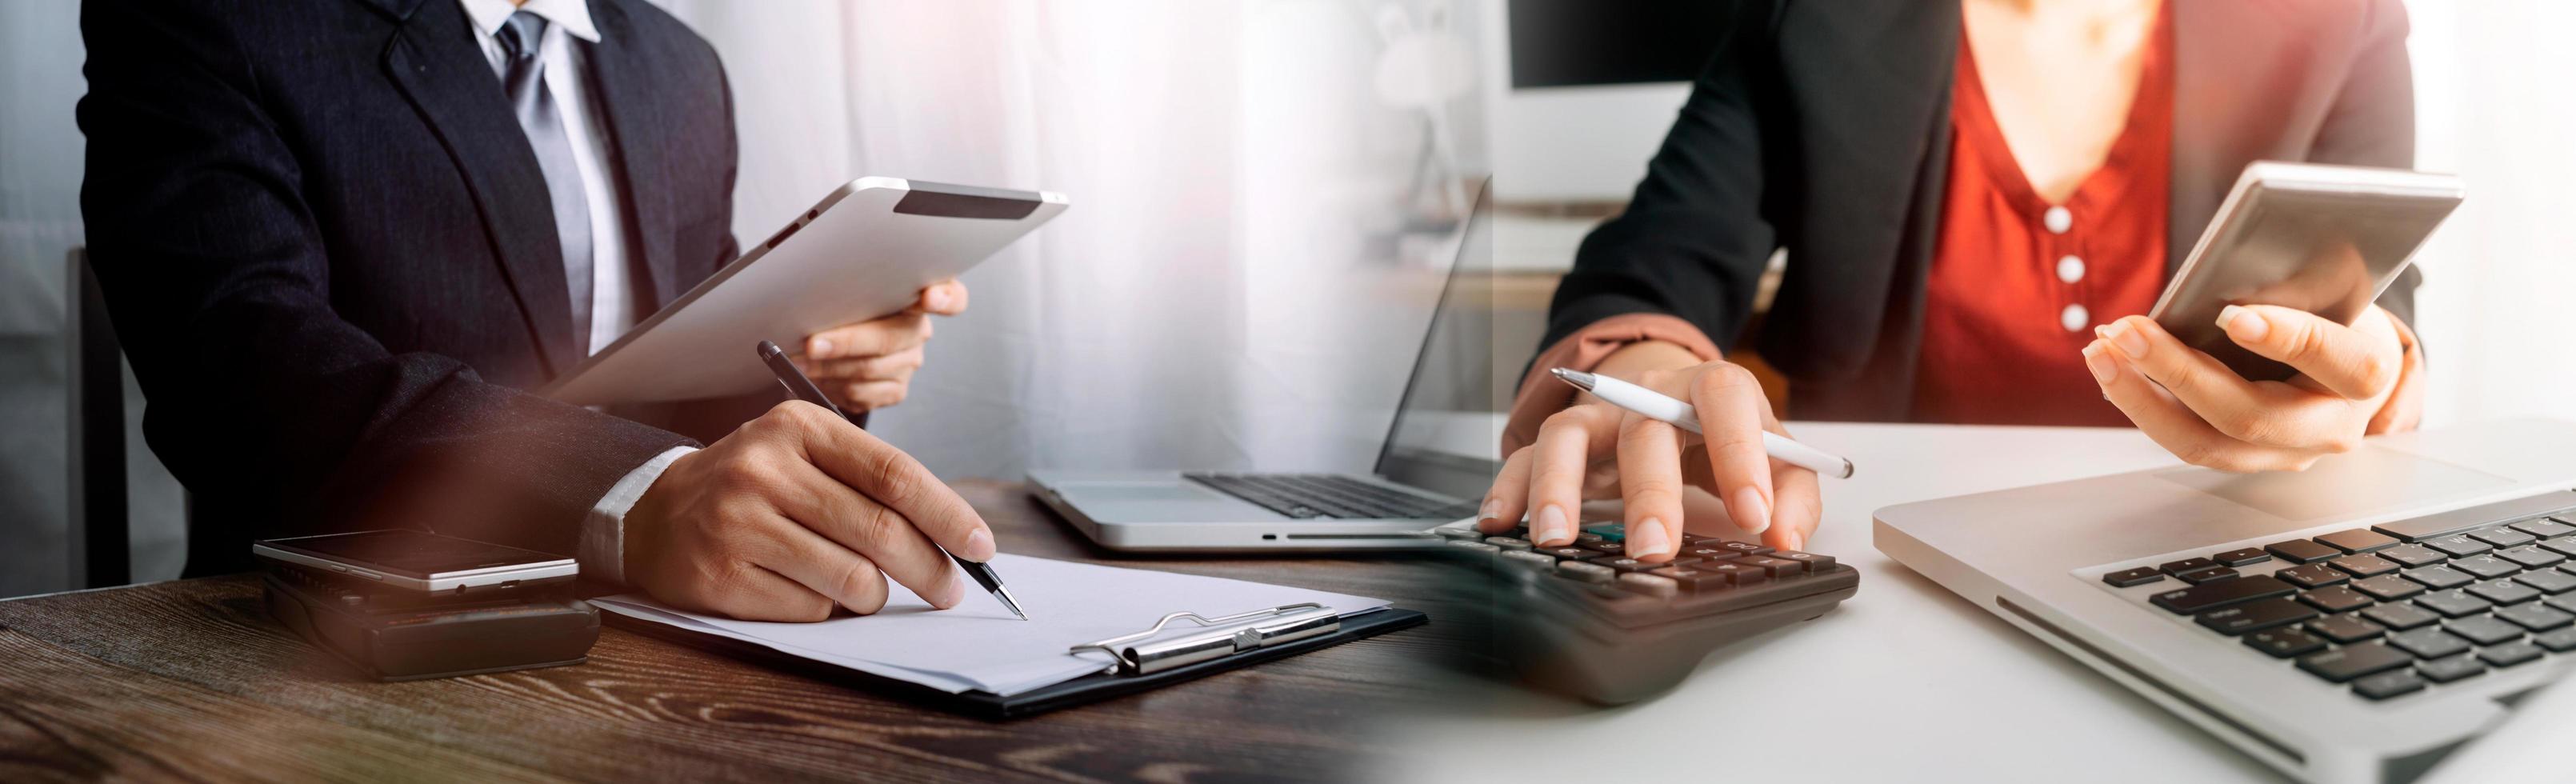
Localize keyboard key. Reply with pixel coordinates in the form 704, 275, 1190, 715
2212, 548, 2273, 567
2363, 602, 2442, 630
2494, 602, 2575, 632
2548, 593, 2576, 614
2401, 565, 2475, 590
2478, 641, 2545, 668
2386, 627, 2474, 659
2468, 579, 2542, 606
2445, 615, 2526, 646
2266, 539, 2342, 564
2276, 563, 2350, 589
2350, 574, 2426, 602
2472, 527, 2538, 548
1614, 573, 1679, 598
2298, 642, 2414, 682
2197, 598, 2318, 636
2306, 614, 2386, 644
2330, 554, 2401, 578
2243, 628, 2330, 658
2513, 518, 2576, 538
2318, 529, 2400, 554
2541, 536, 2576, 558
2175, 566, 2240, 585
2103, 566, 2165, 588
2416, 654, 2488, 683
2377, 544, 2447, 568
2299, 586, 2374, 614
2414, 590, 2495, 618
1767, 550, 1837, 572
2150, 575, 2296, 614
2160, 557, 2218, 575
2353, 669, 2426, 701
1557, 561, 1616, 583
2534, 627, 2576, 653
2497, 546, 2568, 570
1736, 556, 1806, 578
2451, 555, 2522, 580
2518, 569, 2576, 594
2425, 535, 2494, 558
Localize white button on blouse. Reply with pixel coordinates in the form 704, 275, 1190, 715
2057, 254, 2086, 285
2060, 303, 2090, 332
2044, 206, 2073, 234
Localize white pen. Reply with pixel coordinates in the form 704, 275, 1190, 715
1550, 367, 1857, 479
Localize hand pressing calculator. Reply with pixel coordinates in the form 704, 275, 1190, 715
1430, 518, 1858, 704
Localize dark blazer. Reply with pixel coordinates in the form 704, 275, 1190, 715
1542, 0, 2420, 422
79, 0, 754, 575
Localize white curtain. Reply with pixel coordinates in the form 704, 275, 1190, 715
2402, 0, 2576, 428
658, 0, 1474, 478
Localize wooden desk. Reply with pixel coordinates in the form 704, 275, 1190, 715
0, 480, 1447, 782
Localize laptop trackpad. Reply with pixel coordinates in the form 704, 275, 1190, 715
2154, 447, 2510, 523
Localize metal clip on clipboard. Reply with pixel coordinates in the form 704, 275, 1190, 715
1067, 602, 1342, 676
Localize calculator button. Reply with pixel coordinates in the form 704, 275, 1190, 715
1594, 558, 1662, 574
1696, 562, 1768, 586
2102, 567, 2165, 588
1674, 545, 1739, 562
2212, 548, 2273, 567
1614, 573, 1680, 598
1486, 537, 1534, 550
1768, 550, 1836, 571
2265, 539, 2342, 564
1716, 541, 1774, 557
1557, 561, 1616, 583
1538, 546, 1594, 561
1737, 556, 1806, 578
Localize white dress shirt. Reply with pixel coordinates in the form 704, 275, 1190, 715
460, 0, 694, 585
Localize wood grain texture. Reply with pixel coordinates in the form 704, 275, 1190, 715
0, 480, 1462, 782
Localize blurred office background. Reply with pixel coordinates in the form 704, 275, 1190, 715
3, 0, 2573, 599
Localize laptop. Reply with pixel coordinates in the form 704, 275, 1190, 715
1026, 188, 1502, 551
1876, 418, 2576, 782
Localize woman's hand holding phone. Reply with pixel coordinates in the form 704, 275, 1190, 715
2086, 303, 2422, 472
1477, 340, 1825, 562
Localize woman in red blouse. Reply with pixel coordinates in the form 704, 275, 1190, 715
1479, 0, 2427, 561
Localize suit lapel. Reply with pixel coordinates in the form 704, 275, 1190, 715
1770, 0, 1960, 380
584, 0, 680, 310
378, 0, 579, 374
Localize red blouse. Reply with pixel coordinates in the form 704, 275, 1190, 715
1913, 5, 2174, 426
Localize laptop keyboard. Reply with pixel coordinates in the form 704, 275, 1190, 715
1184, 473, 1471, 519
2104, 498, 2576, 702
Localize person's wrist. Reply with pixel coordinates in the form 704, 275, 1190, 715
1594, 339, 1707, 381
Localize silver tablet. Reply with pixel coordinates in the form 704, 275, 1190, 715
546, 178, 1068, 406
251, 530, 576, 592
2148, 162, 2462, 381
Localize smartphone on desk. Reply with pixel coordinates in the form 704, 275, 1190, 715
252, 530, 576, 593
2148, 162, 2462, 381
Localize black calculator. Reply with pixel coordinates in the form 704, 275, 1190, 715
1430, 519, 1859, 704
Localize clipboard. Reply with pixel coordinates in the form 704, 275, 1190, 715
604, 602, 1426, 719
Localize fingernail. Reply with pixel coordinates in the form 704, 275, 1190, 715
2102, 319, 2147, 359
810, 338, 834, 357
1730, 486, 1771, 535
935, 573, 966, 609
1478, 498, 1502, 526
1534, 505, 1572, 546
2082, 342, 2116, 385
927, 288, 950, 310
1782, 531, 1806, 552
1628, 518, 1674, 558
2219, 305, 2268, 342
962, 528, 996, 561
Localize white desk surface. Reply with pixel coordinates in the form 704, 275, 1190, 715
1380, 422, 2280, 783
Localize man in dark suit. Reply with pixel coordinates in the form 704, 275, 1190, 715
78, 0, 983, 622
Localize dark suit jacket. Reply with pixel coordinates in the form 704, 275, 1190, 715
1543, 0, 2421, 422
79, 0, 759, 575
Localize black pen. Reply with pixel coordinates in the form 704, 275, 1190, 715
757, 340, 1029, 620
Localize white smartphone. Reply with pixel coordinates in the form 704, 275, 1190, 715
2148, 162, 2462, 381
251, 530, 577, 592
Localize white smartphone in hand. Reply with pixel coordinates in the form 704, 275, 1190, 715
2147, 162, 2461, 381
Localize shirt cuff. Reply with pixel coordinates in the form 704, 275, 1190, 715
582, 445, 696, 586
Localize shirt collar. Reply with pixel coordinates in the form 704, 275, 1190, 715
459, 0, 602, 45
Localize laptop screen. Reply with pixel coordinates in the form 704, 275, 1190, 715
1373, 186, 1508, 501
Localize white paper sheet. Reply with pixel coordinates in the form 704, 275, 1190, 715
592, 554, 1391, 696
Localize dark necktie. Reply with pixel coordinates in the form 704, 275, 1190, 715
496, 11, 594, 350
